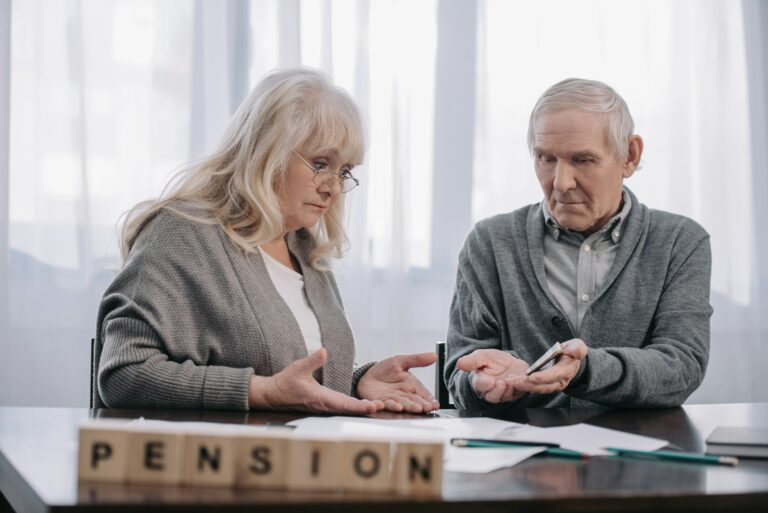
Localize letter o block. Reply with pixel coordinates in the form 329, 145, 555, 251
342, 440, 392, 493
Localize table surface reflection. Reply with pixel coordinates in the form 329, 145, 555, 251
1, 403, 768, 512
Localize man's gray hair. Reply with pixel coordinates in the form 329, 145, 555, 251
527, 78, 635, 160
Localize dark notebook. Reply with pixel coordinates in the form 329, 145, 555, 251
705, 426, 768, 458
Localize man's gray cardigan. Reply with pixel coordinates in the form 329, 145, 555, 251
94, 208, 371, 410
445, 188, 713, 410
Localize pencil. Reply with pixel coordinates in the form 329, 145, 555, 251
451, 438, 560, 448
451, 439, 588, 458
605, 447, 739, 466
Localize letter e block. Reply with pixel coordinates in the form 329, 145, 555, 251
127, 429, 185, 485
393, 442, 443, 497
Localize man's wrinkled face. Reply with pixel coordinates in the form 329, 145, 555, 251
533, 109, 636, 235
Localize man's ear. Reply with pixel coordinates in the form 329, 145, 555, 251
622, 135, 644, 178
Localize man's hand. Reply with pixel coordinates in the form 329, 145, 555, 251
357, 353, 440, 413
513, 339, 588, 394
248, 348, 384, 414
456, 349, 529, 403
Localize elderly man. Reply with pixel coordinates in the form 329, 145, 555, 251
445, 78, 712, 410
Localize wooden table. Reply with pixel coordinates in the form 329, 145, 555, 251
1, 403, 767, 512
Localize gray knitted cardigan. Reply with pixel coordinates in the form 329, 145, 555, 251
94, 208, 372, 410
445, 188, 713, 410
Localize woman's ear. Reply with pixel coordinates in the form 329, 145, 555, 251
622, 135, 644, 178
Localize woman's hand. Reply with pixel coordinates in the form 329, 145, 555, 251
356, 353, 440, 413
248, 348, 384, 414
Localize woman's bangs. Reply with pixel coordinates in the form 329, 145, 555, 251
302, 99, 364, 165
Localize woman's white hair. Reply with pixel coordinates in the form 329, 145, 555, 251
527, 78, 635, 161
120, 67, 365, 270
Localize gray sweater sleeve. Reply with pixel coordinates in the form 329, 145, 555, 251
97, 213, 254, 410
567, 229, 712, 407
445, 227, 527, 412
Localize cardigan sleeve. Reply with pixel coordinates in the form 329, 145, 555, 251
445, 224, 528, 412
566, 222, 713, 407
96, 211, 254, 411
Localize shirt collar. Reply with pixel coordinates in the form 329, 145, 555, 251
541, 188, 632, 244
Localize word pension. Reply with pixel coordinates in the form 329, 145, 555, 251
78, 421, 443, 496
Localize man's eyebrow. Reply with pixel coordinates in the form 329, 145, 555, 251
571, 150, 600, 159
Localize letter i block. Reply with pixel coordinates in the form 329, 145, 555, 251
342, 440, 393, 494
183, 433, 238, 487
236, 428, 292, 489
127, 428, 185, 485
393, 442, 443, 497
286, 437, 342, 491
78, 423, 132, 483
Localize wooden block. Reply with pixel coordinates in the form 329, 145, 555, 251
393, 442, 443, 497
236, 428, 292, 489
285, 436, 343, 491
341, 439, 393, 493
127, 427, 186, 485
77, 422, 132, 483
183, 432, 238, 487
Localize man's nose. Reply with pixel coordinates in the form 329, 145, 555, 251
553, 161, 577, 192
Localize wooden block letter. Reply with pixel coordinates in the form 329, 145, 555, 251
183, 433, 238, 487
237, 429, 292, 489
78, 424, 131, 483
286, 437, 342, 491
127, 429, 185, 485
394, 442, 443, 497
342, 440, 393, 493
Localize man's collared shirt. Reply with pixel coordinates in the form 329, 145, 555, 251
541, 189, 632, 335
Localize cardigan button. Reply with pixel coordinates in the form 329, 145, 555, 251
551, 316, 565, 328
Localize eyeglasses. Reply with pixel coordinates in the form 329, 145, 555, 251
292, 151, 360, 193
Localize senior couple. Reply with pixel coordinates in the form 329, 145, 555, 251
94, 68, 712, 414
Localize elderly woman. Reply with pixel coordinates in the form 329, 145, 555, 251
94, 68, 439, 414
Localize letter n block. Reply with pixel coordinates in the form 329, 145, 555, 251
236, 428, 292, 489
342, 440, 393, 494
78, 424, 131, 483
393, 442, 443, 497
183, 433, 238, 487
286, 437, 342, 491
127, 429, 185, 485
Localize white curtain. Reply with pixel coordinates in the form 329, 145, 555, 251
1, 0, 765, 406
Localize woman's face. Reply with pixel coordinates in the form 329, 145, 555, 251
281, 148, 355, 232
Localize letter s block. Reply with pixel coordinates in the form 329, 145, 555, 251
393, 442, 443, 497
236, 428, 292, 489
77, 424, 131, 483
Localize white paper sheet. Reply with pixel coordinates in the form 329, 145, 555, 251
499, 423, 667, 456
289, 415, 520, 442
286, 416, 537, 473
444, 446, 546, 473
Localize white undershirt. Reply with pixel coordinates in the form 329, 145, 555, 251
258, 247, 323, 355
